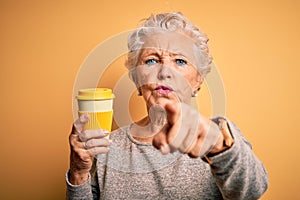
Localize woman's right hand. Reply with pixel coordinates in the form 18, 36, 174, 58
68, 114, 111, 185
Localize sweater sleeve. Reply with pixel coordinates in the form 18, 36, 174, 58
66, 171, 93, 200
208, 117, 268, 200
66, 158, 100, 200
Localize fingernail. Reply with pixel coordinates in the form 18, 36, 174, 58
103, 130, 109, 135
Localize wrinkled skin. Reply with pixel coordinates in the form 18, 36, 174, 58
130, 32, 226, 156
68, 31, 227, 185
68, 114, 111, 185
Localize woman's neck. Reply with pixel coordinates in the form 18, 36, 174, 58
130, 116, 156, 143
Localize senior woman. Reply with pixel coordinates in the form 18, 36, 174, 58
67, 12, 268, 199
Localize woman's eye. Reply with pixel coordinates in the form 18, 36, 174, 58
175, 59, 187, 66
145, 59, 158, 65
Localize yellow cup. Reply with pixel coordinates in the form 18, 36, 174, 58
76, 88, 115, 132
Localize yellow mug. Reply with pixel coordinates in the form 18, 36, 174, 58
77, 88, 115, 132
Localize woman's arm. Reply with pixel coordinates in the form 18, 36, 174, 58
66, 159, 100, 200
66, 114, 109, 199
66, 171, 94, 200
208, 117, 268, 200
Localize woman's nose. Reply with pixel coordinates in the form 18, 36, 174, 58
157, 65, 172, 80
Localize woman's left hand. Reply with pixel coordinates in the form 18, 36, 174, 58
152, 102, 227, 158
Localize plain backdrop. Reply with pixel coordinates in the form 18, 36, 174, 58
1, 0, 299, 199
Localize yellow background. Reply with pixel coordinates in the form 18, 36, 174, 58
1, 0, 299, 199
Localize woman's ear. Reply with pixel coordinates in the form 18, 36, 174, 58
192, 73, 203, 92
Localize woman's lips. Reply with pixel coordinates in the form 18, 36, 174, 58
154, 85, 173, 95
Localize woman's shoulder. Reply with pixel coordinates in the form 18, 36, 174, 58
109, 124, 131, 139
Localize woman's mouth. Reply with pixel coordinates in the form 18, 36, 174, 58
154, 85, 173, 95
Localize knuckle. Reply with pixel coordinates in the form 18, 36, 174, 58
88, 148, 96, 155
69, 135, 78, 147
88, 147, 108, 156
73, 123, 82, 133
193, 151, 201, 158
188, 152, 199, 158
79, 132, 87, 142
78, 151, 90, 161
68, 133, 73, 141
88, 139, 95, 147
152, 137, 161, 149
188, 148, 200, 158
153, 132, 166, 145
211, 143, 223, 153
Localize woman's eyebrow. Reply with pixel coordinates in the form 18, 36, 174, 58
140, 50, 161, 58
168, 50, 189, 57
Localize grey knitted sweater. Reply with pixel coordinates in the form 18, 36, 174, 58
66, 117, 268, 199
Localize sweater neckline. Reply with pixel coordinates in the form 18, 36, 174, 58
125, 123, 153, 146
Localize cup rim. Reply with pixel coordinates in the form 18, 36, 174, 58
76, 88, 115, 100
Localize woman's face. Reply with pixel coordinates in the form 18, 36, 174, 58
134, 31, 202, 108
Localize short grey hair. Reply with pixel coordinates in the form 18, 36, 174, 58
125, 12, 212, 77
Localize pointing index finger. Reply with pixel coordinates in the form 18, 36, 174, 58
164, 102, 181, 126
